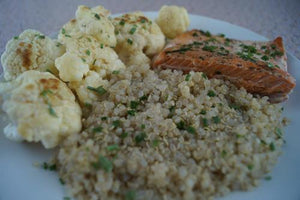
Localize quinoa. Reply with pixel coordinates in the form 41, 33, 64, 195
56, 64, 285, 200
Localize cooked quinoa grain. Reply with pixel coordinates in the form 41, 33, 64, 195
56, 64, 285, 200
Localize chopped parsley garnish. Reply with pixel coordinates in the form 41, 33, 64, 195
267, 62, 274, 68
200, 109, 206, 115
192, 32, 198, 37
84, 102, 92, 108
87, 86, 107, 95
224, 38, 231, 46
119, 19, 125, 25
129, 26, 137, 34
43, 162, 56, 171
48, 104, 58, 117
92, 126, 103, 133
169, 105, 175, 115
87, 37, 92, 42
275, 127, 282, 138
94, 13, 101, 20
86, 49, 90, 56
100, 43, 104, 48
271, 44, 276, 49
81, 58, 86, 62
135, 132, 146, 144
101, 116, 107, 121
127, 38, 133, 45
186, 126, 196, 134
260, 139, 267, 145
106, 144, 119, 151
139, 95, 148, 101
265, 176, 272, 181
270, 50, 283, 58
152, 139, 160, 147
40, 89, 53, 97
176, 120, 186, 130
141, 124, 146, 129
92, 59, 96, 65
127, 109, 136, 116
140, 18, 146, 23
218, 33, 225, 37
59, 178, 65, 185
125, 190, 136, 200
201, 73, 208, 79
112, 70, 120, 74
200, 30, 211, 37
261, 45, 267, 49
202, 118, 208, 127
236, 52, 255, 62
130, 101, 139, 109
229, 104, 241, 110
63, 197, 71, 200
207, 90, 216, 97
92, 155, 113, 172
61, 28, 66, 34
185, 73, 191, 81
65, 34, 71, 38
202, 45, 217, 52
36, 35, 45, 39
112, 120, 121, 128
269, 142, 276, 151
247, 164, 254, 170
261, 55, 269, 61
221, 150, 227, 157
166, 47, 192, 54
212, 116, 220, 124
120, 132, 128, 139
14, 36, 19, 40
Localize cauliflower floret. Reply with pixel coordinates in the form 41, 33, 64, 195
58, 5, 116, 47
156, 5, 190, 39
113, 12, 165, 65
3, 123, 24, 142
0, 71, 82, 148
55, 52, 89, 82
69, 71, 109, 104
1, 29, 65, 81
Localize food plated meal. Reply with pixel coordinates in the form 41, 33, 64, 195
0, 4, 297, 200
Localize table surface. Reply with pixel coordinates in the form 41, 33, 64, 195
0, 0, 299, 59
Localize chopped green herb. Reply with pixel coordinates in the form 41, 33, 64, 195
264, 176, 272, 180
81, 58, 86, 62
115, 30, 119, 35
275, 127, 282, 138
125, 190, 136, 200
112, 70, 120, 74
166, 47, 191, 54
267, 62, 274, 68
87, 37, 92, 42
61, 28, 66, 34
185, 74, 191, 81
275, 65, 280, 68
59, 178, 65, 185
100, 43, 104, 48
269, 142, 276, 151
201, 73, 208, 79
14, 36, 19, 39
92, 59, 96, 65
119, 19, 125, 25
261, 55, 269, 61
127, 109, 136, 116
48, 104, 58, 117
152, 139, 160, 147
218, 33, 225, 37
192, 32, 198, 37
261, 45, 267, 49
202, 45, 217, 52
65, 34, 71, 38
141, 124, 146, 129
247, 164, 254, 170
221, 150, 227, 157
237, 52, 256, 62
207, 90, 216, 97
202, 118, 208, 127
63, 197, 71, 200
38, 35, 45, 39
200, 109, 206, 115
43, 162, 49, 170
135, 132, 146, 143
241, 45, 257, 53
86, 49, 90, 56
92, 126, 103, 133
106, 144, 119, 151
94, 13, 101, 20
120, 132, 128, 139
140, 18, 146, 23
139, 95, 148, 101
271, 44, 276, 49
200, 30, 211, 37
127, 38, 133, 45
101, 116, 107, 121
186, 126, 196, 134
176, 120, 186, 130
84, 102, 92, 108
229, 104, 241, 110
87, 86, 107, 95
129, 27, 137, 34
260, 139, 267, 145
270, 50, 283, 58
92, 155, 113, 172
212, 116, 220, 124
130, 101, 139, 109
169, 105, 175, 114
112, 120, 121, 128
40, 89, 53, 97
236, 134, 243, 138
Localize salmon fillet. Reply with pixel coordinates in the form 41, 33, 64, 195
152, 29, 296, 103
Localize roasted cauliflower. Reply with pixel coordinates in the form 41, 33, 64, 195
0, 71, 82, 148
156, 5, 190, 39
1, 29, 65, 81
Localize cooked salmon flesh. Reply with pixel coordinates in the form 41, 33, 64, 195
152, 29, 296, 103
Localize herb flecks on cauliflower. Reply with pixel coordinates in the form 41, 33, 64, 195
0, 71, 82, 148
1, 29, 65, 81
113, 12, 165, 66
156, 5, 190, 39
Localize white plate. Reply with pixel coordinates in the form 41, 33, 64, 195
1, 12, 300, 200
